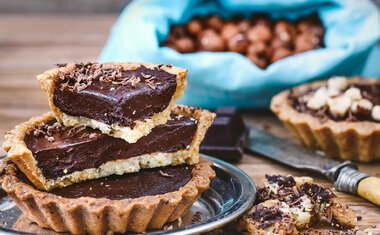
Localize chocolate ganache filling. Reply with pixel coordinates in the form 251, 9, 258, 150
17, 164, 193, 200
289, 84, 380, 122
24, 114, 197, 179
53, 63, 177, 128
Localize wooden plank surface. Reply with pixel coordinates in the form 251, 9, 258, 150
0, 14, 379, 234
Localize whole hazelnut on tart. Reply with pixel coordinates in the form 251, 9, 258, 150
187, 18, 203, 36
198, 29, 225, 51
273, 20, 296, 44
221, 22, 240, 40
175, 37, 195, 53
247, 24, 272, 43
206, 15, 224, 31
237, 19, 251, 33
227, 33, 249, 54
270, 47, 292, 63
246, 53, 268, 69
294, 31, 320, 53
247, 42, 268, 56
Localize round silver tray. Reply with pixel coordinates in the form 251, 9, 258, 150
0, 155, 255, 235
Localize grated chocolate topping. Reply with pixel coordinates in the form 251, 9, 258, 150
266, 174, 296, 188
300, 183, 336, 203
57, 63, 163, 92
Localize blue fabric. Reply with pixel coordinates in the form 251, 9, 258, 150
100, 0, 380, 109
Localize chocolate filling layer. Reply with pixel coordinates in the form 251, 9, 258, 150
18, 164, 193, 200
53, 64, 177, 128
24, 114, 197, 179
289, 84, 380, 122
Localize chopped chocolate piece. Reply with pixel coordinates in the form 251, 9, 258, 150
53, 64, 177, 128
24, 114, 197, 179
200, 107, 248, 161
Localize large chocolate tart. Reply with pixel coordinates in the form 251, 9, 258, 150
271, 77, 380, 162
3, 105, 215, 191
37, 62, 188, 143
0, 158, 215, 234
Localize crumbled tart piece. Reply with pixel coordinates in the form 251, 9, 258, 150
237, 174, 357, 235
37, 62, 188, 143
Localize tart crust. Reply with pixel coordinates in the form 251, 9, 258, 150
0, 158, 215, 235
2, 105, 215, 191
37, 62, 188, 143
271, 77, 380, 162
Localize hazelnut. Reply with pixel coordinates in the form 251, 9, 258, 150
246, 53, 268, 69
187, 18, 203, 36
238, 19, 251, 33
271, 47, 292, 63
294, 32, 320, 53
252, 13, 271, 27
247, 24, 272, 43
206, 15, 224, 31
198, 29, 225, 51
274, 20, 296, 44
297, 18, 324, 39
328, 76, 348, 91
227, 34, 249, 53
171, 25, 187, 38
327, 95, 352, 117
175, 37, 195, 53
221, 22, 240, 40
247, 42, 267, 56
271, 36, 291, 49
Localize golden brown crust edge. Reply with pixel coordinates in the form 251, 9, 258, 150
36, 62, 188, 143
270, 77, 380, 162
2, 105, 215, 191
1, 158, 215, 235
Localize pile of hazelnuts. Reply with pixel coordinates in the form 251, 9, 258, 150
162, 13, 325, 69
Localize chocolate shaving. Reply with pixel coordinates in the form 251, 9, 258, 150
56, 63, 67, 67
68, 125, 86, 137
159, 170, 173, 178
292, 186, 300, 197
327, 206, 333, 224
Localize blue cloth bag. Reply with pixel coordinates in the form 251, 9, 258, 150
100, 0, 380, 109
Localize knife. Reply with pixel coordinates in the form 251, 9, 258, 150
245, 126, 380, 206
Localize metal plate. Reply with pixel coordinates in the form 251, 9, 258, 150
0, 155, 255, 235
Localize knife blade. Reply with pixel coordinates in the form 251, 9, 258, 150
245, 125, 380, 206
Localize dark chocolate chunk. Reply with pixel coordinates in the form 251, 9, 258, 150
53, 64, 177, 128
200, 107, 248, 161
24, 114, 197, 179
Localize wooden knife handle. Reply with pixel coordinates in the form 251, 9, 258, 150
358, 177, 380, 206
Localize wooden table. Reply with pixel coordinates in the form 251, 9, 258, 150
0, 14, 379, 233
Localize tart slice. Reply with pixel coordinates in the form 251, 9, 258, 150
0, 157, 215, 234
37, 62, 187, 143
2, 105, 215, 191
271, 76, 380, 162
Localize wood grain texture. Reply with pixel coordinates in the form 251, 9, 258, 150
0, 14, 379, 234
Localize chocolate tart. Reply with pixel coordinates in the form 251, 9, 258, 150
2, 105, 215, 191
0, 158, 215, 234
37, 62, 187, 143
271, 77, 380, 162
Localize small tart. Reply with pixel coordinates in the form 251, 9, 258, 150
271, 77, 380, 162
37, 62, 188, 143
237, 174, 356, 235
2, 105, 215, 191
0, 158, 215, 235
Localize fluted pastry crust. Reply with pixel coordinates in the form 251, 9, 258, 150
2, 105, 215, 191
0, 158, 215, 235
37, 62, 188, 143
271, 77, 380, 162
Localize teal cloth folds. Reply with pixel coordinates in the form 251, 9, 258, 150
100, 0, 380, 109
